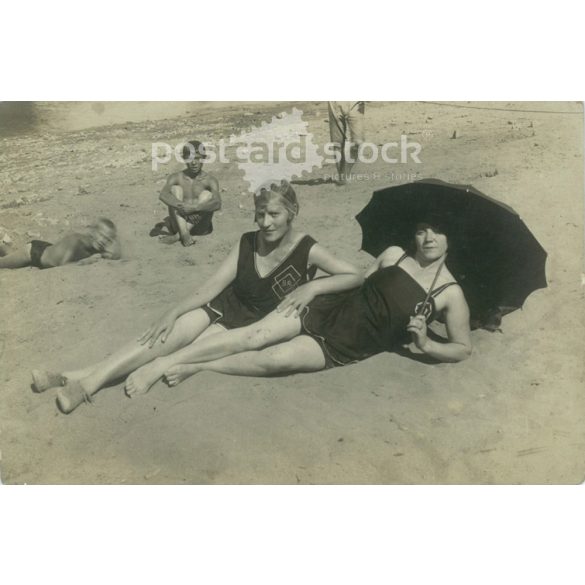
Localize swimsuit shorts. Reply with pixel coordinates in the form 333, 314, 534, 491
29, 240, 52, 269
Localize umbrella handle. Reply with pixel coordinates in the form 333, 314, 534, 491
416, 254, 447, 317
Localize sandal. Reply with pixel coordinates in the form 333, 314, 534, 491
32, 370, 67, 393
56, 381, 93, 414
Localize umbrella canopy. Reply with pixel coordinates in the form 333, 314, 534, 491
355, 179, 548, 330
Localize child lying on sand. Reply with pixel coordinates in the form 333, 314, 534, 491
0, 218, 121, 269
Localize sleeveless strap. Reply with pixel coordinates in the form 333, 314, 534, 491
430, 282, 458, 297
394, 252, 409, 266
394, 252, 455, 297
236, 232, 255, 275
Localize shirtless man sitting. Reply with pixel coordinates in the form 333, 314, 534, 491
157, 140, 221, 247
0, 217, 121, 269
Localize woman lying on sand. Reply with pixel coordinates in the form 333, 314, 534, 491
32, 180, 363, 413
127, 221, 473, 385
35, 221, 471, 415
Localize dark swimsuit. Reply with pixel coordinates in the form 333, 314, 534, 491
29, 240, 52, 269
301, 253, 457, 369
180, 210, 214, 235
203, 231, 317, 329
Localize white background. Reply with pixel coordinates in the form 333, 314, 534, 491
2, 1, 584, 583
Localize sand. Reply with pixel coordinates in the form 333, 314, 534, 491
0, 101, 583, 484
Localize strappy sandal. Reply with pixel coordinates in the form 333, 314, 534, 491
56, 381, 93, 414
31, 370, 67, 393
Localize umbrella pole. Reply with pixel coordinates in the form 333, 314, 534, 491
416, 254, 447, 317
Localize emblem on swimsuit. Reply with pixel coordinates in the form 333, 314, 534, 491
272, 265, 302, 299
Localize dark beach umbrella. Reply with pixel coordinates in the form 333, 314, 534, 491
355, 179, 548, 330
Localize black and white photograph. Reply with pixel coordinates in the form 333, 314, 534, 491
2, 3, 585, 583
1, 100, 582, 484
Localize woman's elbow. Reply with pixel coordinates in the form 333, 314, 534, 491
458, 344, 473, 361
445, 342, 472, 363
350, 270, 365, 285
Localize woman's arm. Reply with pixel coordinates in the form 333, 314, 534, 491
277, 243, 363, 316
139, 241, 240, 346
365, 246, 404, 277
307, 243, 364, 293
407, 286, 472, 362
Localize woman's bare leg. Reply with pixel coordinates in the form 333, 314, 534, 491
127, 310, 302, 394
60, 309, 212, 397
124, 322, 226, 396
165, 335, 326, 384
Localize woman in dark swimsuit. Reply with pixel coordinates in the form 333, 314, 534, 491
159, 222, 472, 386
32, 180, 363, 413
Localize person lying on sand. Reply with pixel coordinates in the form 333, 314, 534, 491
31, 180, 364, 413
0, 217, 121, 270
127, 222, 472, 387
154, 140, 221, 247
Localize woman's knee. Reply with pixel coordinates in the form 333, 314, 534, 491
173, 309, 211, 342
273, 337, 325, 373
256, 345, 302, 374
241, 320, 292, 352
239, 327, 270, 351
241, 313, 300, 352
256, 350, 290, 375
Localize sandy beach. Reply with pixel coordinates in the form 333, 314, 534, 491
0, 101, 583, 484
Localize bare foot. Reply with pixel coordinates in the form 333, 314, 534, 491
31, 369, 67, 393
158, 234, 180, 245
32, 366, 96, 393
125, 360, 165, 397
164, 364, 200, 387
56, 380, 93, 414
